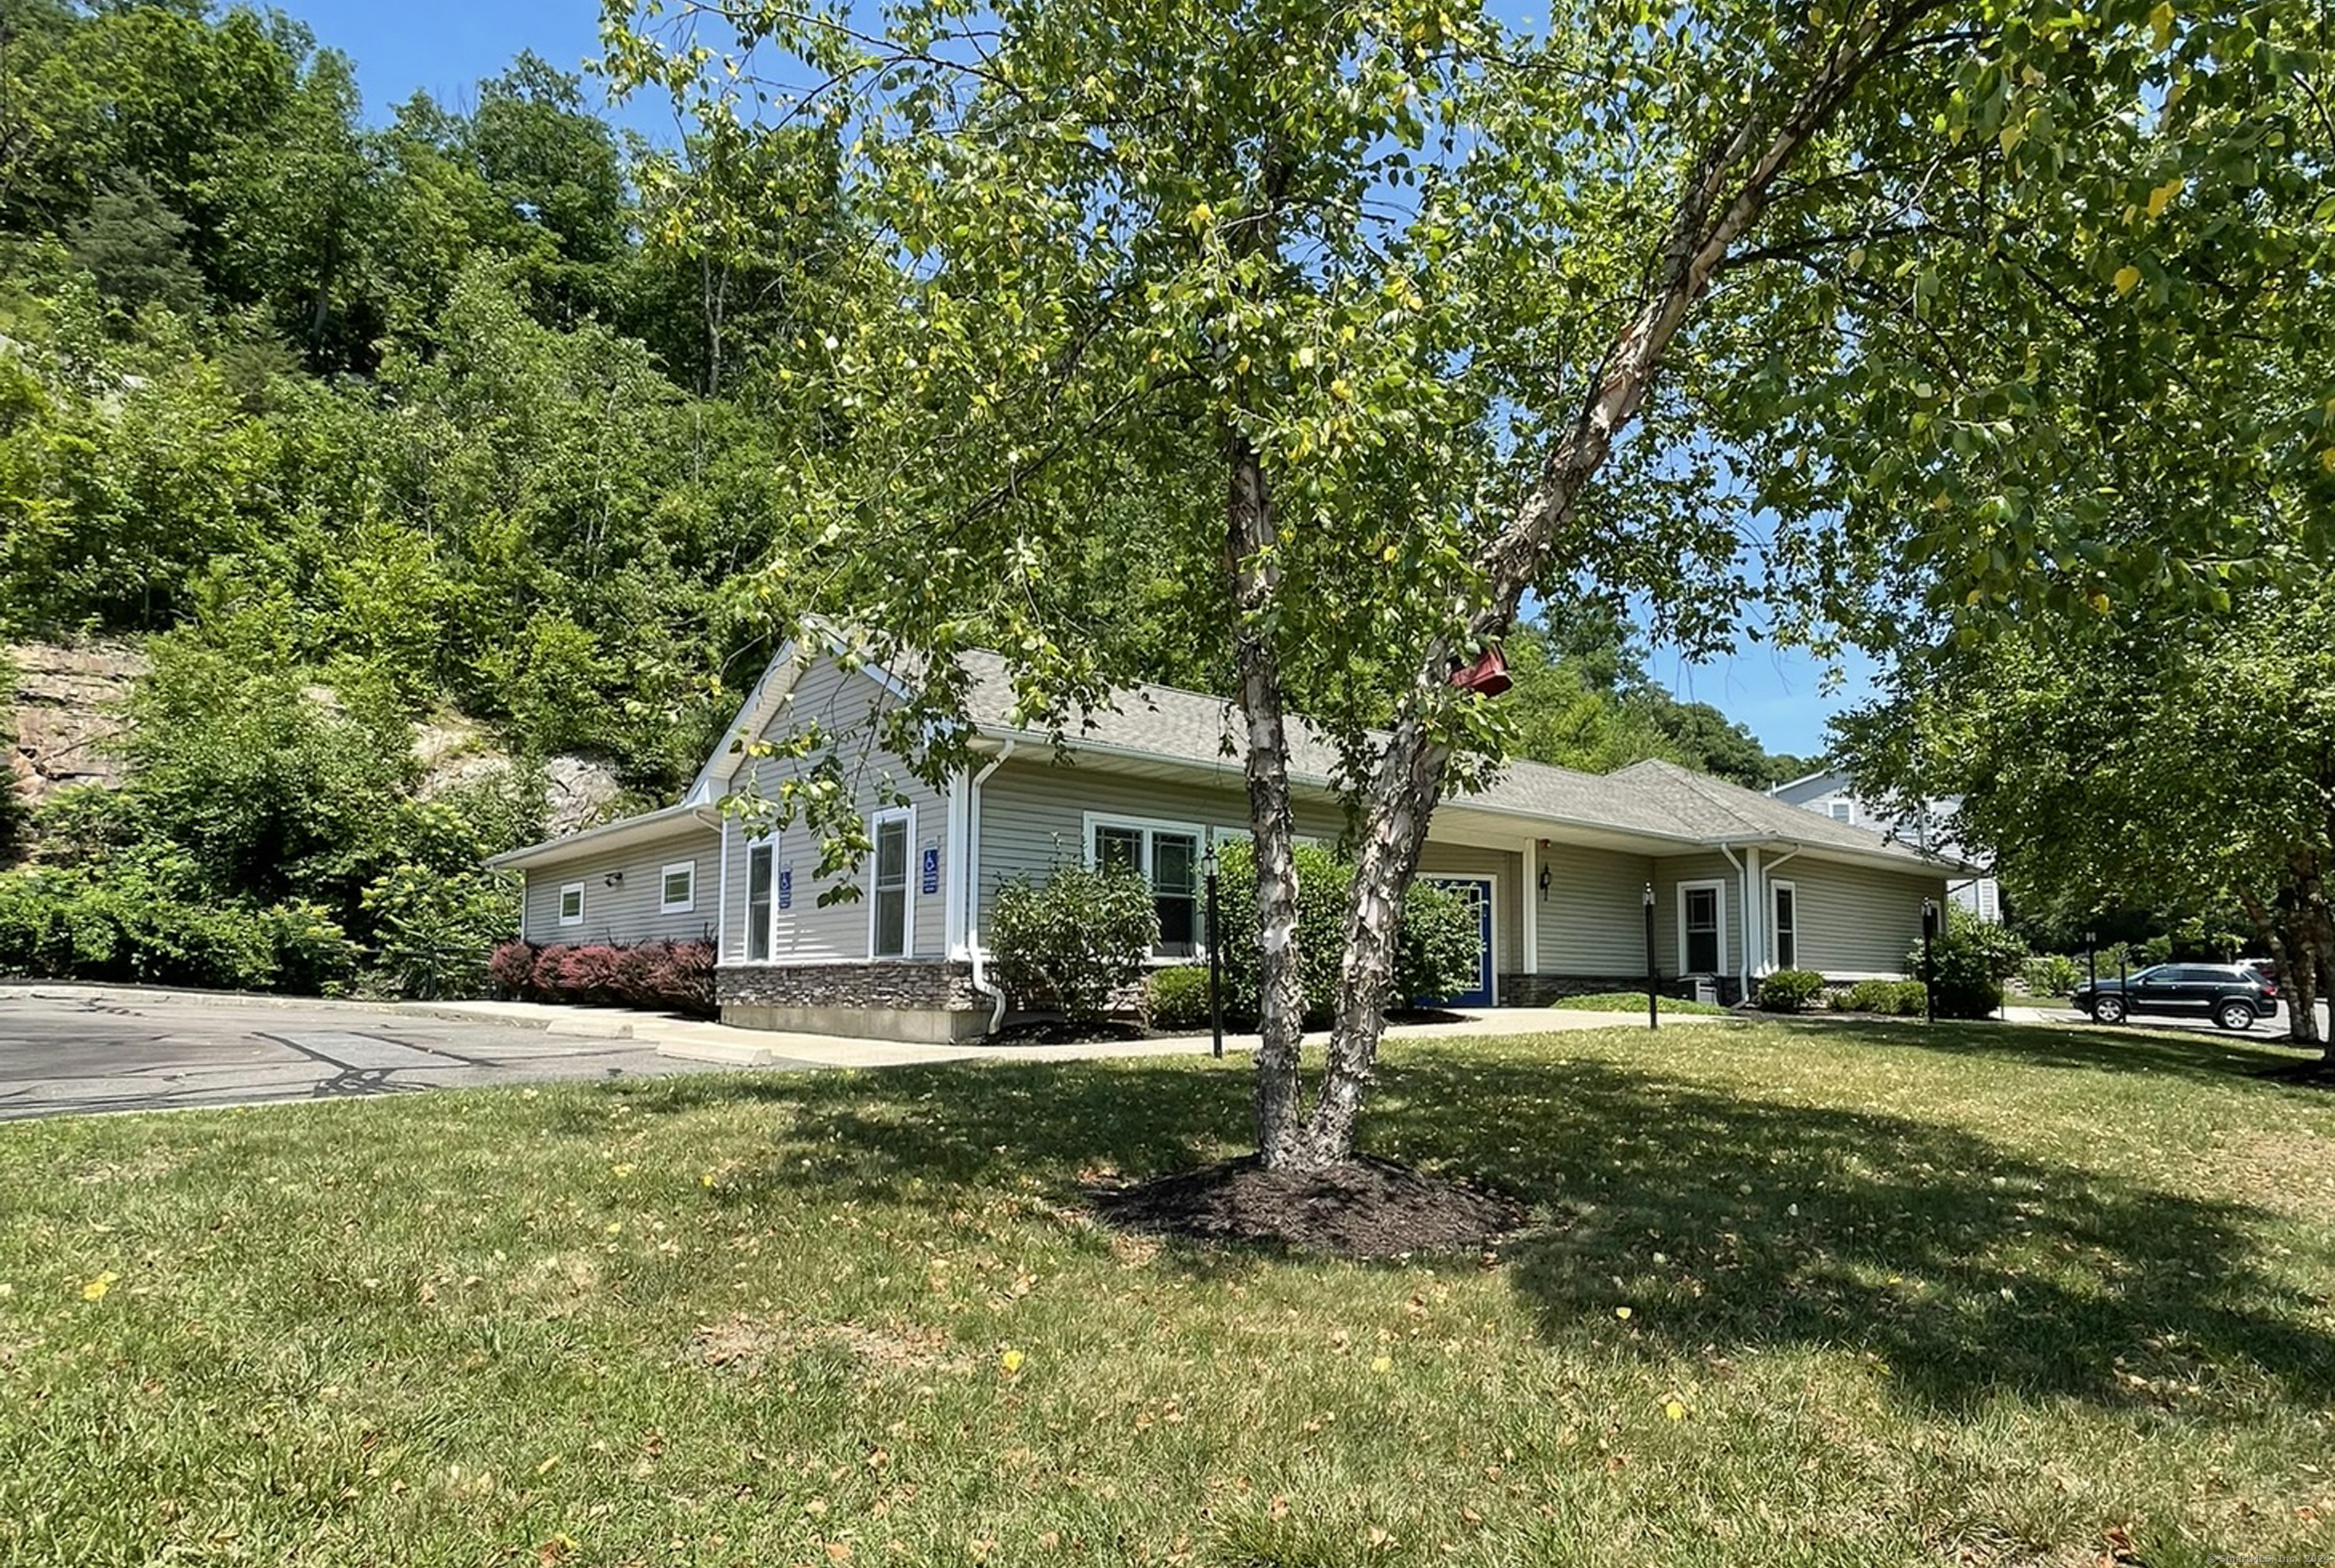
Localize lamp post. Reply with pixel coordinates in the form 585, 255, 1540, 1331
2085, 928, 2097, 1012
1205, 843, 1224, 1060
1922, 898, 1940, 1023
1643, 880, 1659, 1031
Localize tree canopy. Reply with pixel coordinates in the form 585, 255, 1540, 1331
604, 0, 2333, 1161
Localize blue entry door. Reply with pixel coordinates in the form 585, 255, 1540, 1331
1421, 876, 1496, 1008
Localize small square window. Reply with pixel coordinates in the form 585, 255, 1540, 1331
660, 861, 696, 914
558, 883, 585, 926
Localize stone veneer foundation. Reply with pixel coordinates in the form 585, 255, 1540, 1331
1497, 972, 1744, 1007
718, 960, 984, 1044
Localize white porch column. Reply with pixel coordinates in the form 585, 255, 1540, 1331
1742, 847, 1762, 989
943, 769, 971, 958
1522, 838, 1538, 974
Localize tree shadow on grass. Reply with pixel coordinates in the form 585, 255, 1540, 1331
1468, 1058, 2335, 1416
1783, 1015, 2317, 1085
591, 1047, 2335, 1416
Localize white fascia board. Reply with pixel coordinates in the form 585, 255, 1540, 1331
486, 804, 721, 871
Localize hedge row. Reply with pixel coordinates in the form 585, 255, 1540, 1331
488, 939, 716, 1017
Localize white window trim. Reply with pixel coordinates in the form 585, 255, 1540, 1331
557, 882, 585, 927
1769, 878, 1799, 971
744, 837, 775, 963
1206, 824, 1326, 851
1677, 878, 1726, 976
659, 859, 698, 915
1085, 812, 1207, 959
868, 806, 916, 958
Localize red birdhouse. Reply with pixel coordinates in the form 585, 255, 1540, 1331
1451, 646, 1512, 698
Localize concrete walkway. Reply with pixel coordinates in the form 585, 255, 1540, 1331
416, 997, 1728, 1069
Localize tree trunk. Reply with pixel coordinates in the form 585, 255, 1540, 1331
1302, 705, 1451, 1164
1227, 432, 1311, 1168
1244, 10, 1937, 1169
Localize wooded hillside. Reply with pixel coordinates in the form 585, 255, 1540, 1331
0, 1, 1808, 996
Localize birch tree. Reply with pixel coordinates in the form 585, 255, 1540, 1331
603, 0, 2334, 1167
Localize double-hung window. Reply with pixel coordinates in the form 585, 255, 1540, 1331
660, 860, 697, 914
1771, 881, 1798, 971
1681, 882, 1722, 974
1088, 816, 1202, 958
871, 809, 912, 958
746, 841, 774, 961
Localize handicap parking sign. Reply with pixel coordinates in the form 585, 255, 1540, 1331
778, 866, 792, 910
920, 844, 940, 895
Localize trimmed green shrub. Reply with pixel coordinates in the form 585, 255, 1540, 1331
1394, 877, 1481, 1007
2019, 954, 2082, 999
1756, 968, 1825, 1012
990, 860, 1159, 1024
1144, 965, 1213, 1030
1210, 841, 1482, 1024
1837, 977, 1926, 1015
1913, 908, 2023, 1018
1211, 840, 1347, 1024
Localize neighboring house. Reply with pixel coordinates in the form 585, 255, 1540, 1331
1768, 767, 2001, 923
490, 638, 1962, 1041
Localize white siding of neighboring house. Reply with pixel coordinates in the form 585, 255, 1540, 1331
518, 827, 721, 948
716, 657, 952, 966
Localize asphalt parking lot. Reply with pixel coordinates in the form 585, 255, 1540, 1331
0, 987, 752, 1120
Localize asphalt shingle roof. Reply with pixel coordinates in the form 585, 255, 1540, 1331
954, 651, 1945, 868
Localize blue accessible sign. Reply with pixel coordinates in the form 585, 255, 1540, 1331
778, 866, 793, 910
920, 844, 940, 895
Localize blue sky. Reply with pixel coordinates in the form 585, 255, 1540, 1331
274, 0, 1874, 760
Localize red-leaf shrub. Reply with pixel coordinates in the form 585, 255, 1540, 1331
506, 938, 715, 1017
488, 940, 539, 999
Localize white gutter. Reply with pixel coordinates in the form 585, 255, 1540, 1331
486, 801, 721, 870
965, 740, 1018, 1032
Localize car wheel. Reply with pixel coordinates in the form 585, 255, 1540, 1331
2093, 994, 2127, 1025
2215, 999, 2254, 1031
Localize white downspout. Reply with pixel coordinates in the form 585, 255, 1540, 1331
1716, 842, 1747, 1001
966, 740, 1018, 1032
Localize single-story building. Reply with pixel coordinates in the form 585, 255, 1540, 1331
489, 638, 1961, 1041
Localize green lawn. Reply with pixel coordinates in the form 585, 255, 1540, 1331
4, 1022, 2333, 1567
1546, 989, 1733, 1015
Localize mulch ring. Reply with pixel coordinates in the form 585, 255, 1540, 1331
1089, 1154, 1526, 1260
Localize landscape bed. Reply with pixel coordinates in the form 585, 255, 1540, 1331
2, 1021, 2331, 1566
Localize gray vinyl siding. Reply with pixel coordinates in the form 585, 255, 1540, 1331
1653, 851, 1744, 978
1777, 857, 1946, 978
1415, 841, 1523, 980
975, 758, 1522, 980
519, 829, 720, 948
1535, 842, 1659, 975
973, 757, 1346, 929
718, 657, 951, 965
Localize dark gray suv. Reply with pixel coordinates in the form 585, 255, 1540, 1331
2075, 964, 2280, 1031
